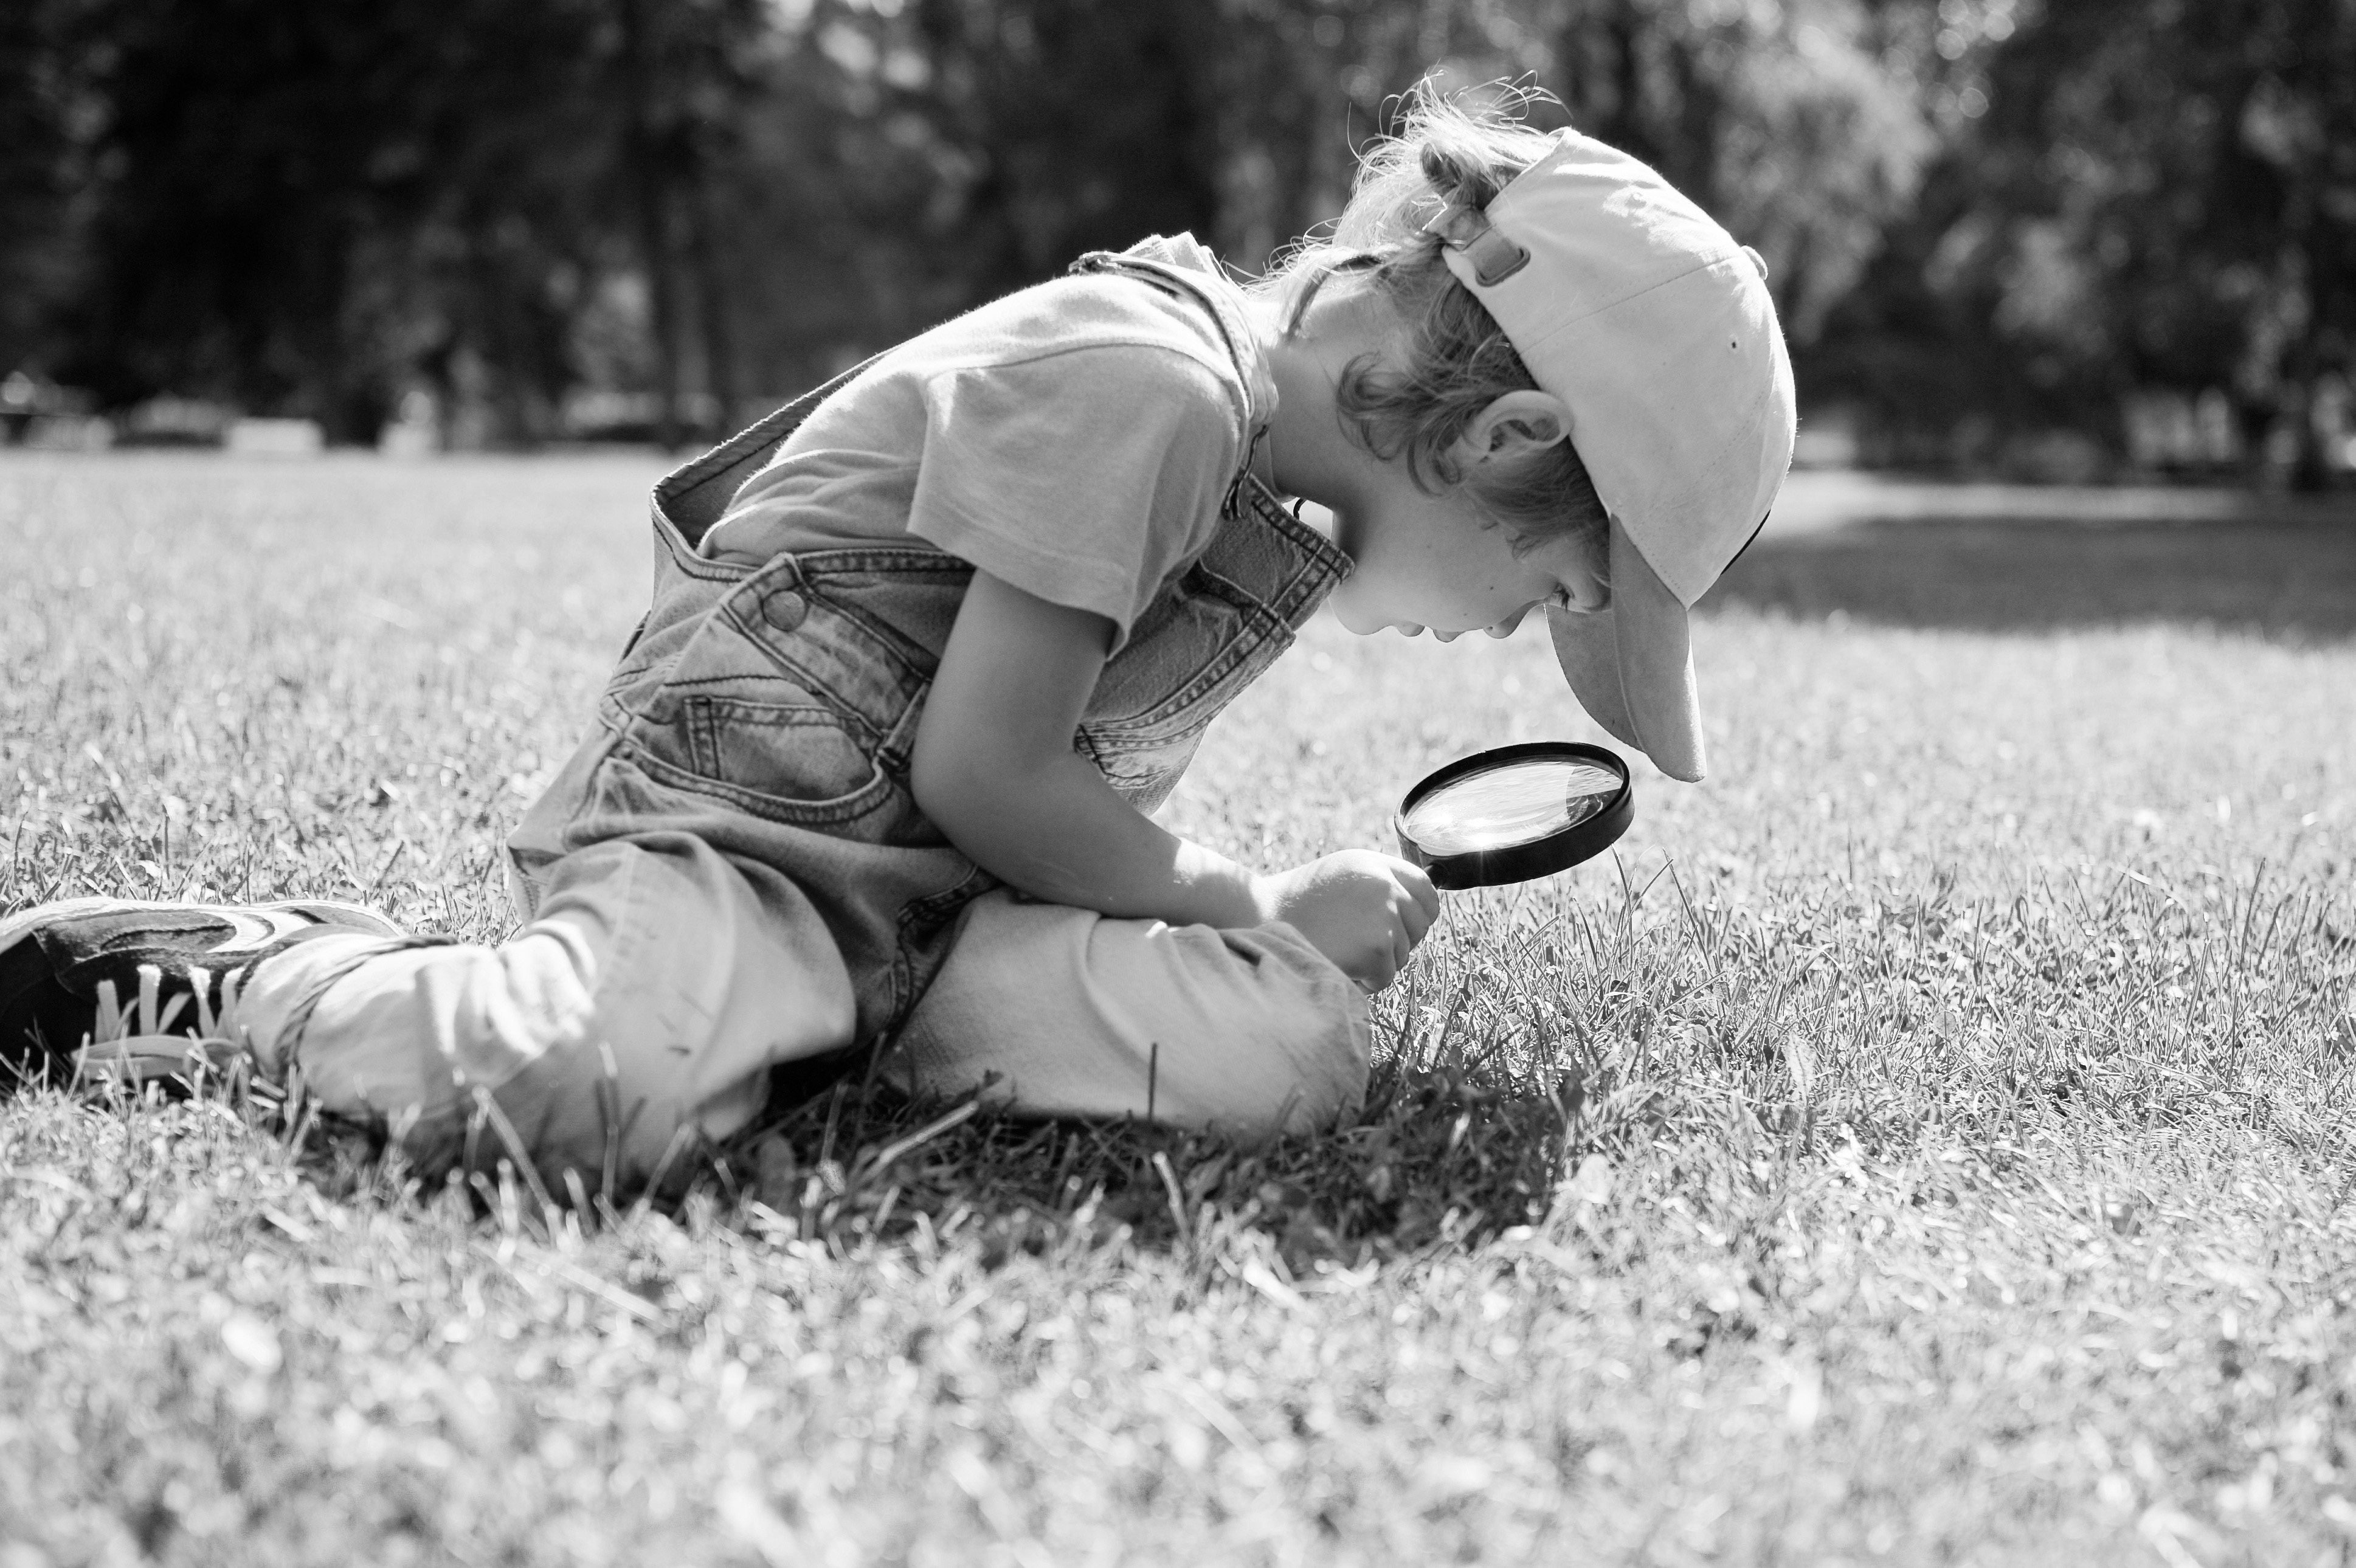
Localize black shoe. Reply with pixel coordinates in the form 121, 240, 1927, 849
0, 897, 407, 1092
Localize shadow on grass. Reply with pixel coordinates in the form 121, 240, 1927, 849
159, 1009, 1602, 1270
1710, 514, 2356, 640
725, 1046, 1593, 1273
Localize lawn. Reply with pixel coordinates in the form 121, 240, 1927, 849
3, 450, 2354, 1567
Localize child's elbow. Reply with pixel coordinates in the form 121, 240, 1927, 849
908, 728, 1000, 842
907, 742, 959, 831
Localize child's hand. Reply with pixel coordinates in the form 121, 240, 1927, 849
1254, 852, 1441, 992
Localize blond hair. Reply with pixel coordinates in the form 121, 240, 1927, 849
1260, 88, 1607, 551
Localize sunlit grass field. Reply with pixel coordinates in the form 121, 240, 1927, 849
3, 451, 2354, 1566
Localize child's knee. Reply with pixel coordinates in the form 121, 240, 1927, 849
897, 899, 1370, 1145
1178, 924, 1370, 1142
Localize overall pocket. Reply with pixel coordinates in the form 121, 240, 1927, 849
1075, 559, 1296, 807
614, 558, 909, 826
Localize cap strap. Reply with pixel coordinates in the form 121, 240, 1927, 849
1422, 198, 1530, 287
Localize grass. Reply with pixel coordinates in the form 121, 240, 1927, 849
2, 450, 2354, 1566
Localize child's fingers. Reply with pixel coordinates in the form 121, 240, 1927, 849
1391, 867, 1439, 945
1355, 914, 1404, 991
1398, 894, 1434, 948
1399, 863, 1440, 922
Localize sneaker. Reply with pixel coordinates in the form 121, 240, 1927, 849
0, 897, 407, 1092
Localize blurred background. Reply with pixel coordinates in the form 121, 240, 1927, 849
0, 0, 2349, 484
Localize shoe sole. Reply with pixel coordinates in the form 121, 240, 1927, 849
0, 896, 409, 962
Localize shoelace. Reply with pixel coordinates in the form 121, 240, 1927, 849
72, 959, 252, 1094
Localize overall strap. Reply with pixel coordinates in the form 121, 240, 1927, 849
651, 351, 886, 553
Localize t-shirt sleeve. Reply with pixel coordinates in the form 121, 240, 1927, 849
905, 345, 1240, 643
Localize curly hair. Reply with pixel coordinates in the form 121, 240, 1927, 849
1257, 86, 1608, 554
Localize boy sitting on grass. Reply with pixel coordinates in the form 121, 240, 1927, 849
1, 92, 1792, 1191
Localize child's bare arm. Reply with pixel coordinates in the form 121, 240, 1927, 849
911, 571, 1437, 988
911, 570, 1262, 927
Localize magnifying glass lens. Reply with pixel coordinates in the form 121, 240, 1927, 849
1393, 741, 1634, 889
1398, 756, 1623, 855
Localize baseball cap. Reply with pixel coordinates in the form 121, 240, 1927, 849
1428, 130, 1796, 782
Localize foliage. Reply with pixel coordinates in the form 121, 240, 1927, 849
1810, 0, 2356, 480
0, 0, 89, 382
0, 0, 2347, 471
22, 0, 625, 443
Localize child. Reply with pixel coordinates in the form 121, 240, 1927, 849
1, 95, 1793, 1189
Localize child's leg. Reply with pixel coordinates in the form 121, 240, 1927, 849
235, 832, 855, 1188
889, 890, 1370, 1147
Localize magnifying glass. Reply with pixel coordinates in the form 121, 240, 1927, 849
1393, 741, 1633, 889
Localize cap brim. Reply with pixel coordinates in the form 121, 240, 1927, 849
1547, 516, 1707, 782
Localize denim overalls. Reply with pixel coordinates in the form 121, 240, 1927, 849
274, 251, 1372, 1181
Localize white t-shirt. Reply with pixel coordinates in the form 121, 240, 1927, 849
703, 235, 1271, 648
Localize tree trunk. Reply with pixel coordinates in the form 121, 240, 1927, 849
1608, 0, 1647, 158
618, 0, 683, 451
689, 167, 741, 440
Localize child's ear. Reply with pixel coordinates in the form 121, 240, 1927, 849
1456, 391, 1574, 468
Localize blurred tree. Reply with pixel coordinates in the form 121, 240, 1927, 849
702, 0, 1270, 399
45, 0, 626, 442
58, 0, 431, 437
0, 0, 88, 381
1988, 0, 2355, 485
649, 0, 993, 402
1550, 0, 1940, 343
910, 0, 1224, 299
1811, 0, 2356, 483
2, 0, 2338, 472
612, 0, 775, 442
390, 0, 629, 446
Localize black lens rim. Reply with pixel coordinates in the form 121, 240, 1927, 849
1392, 741, 1634, 890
